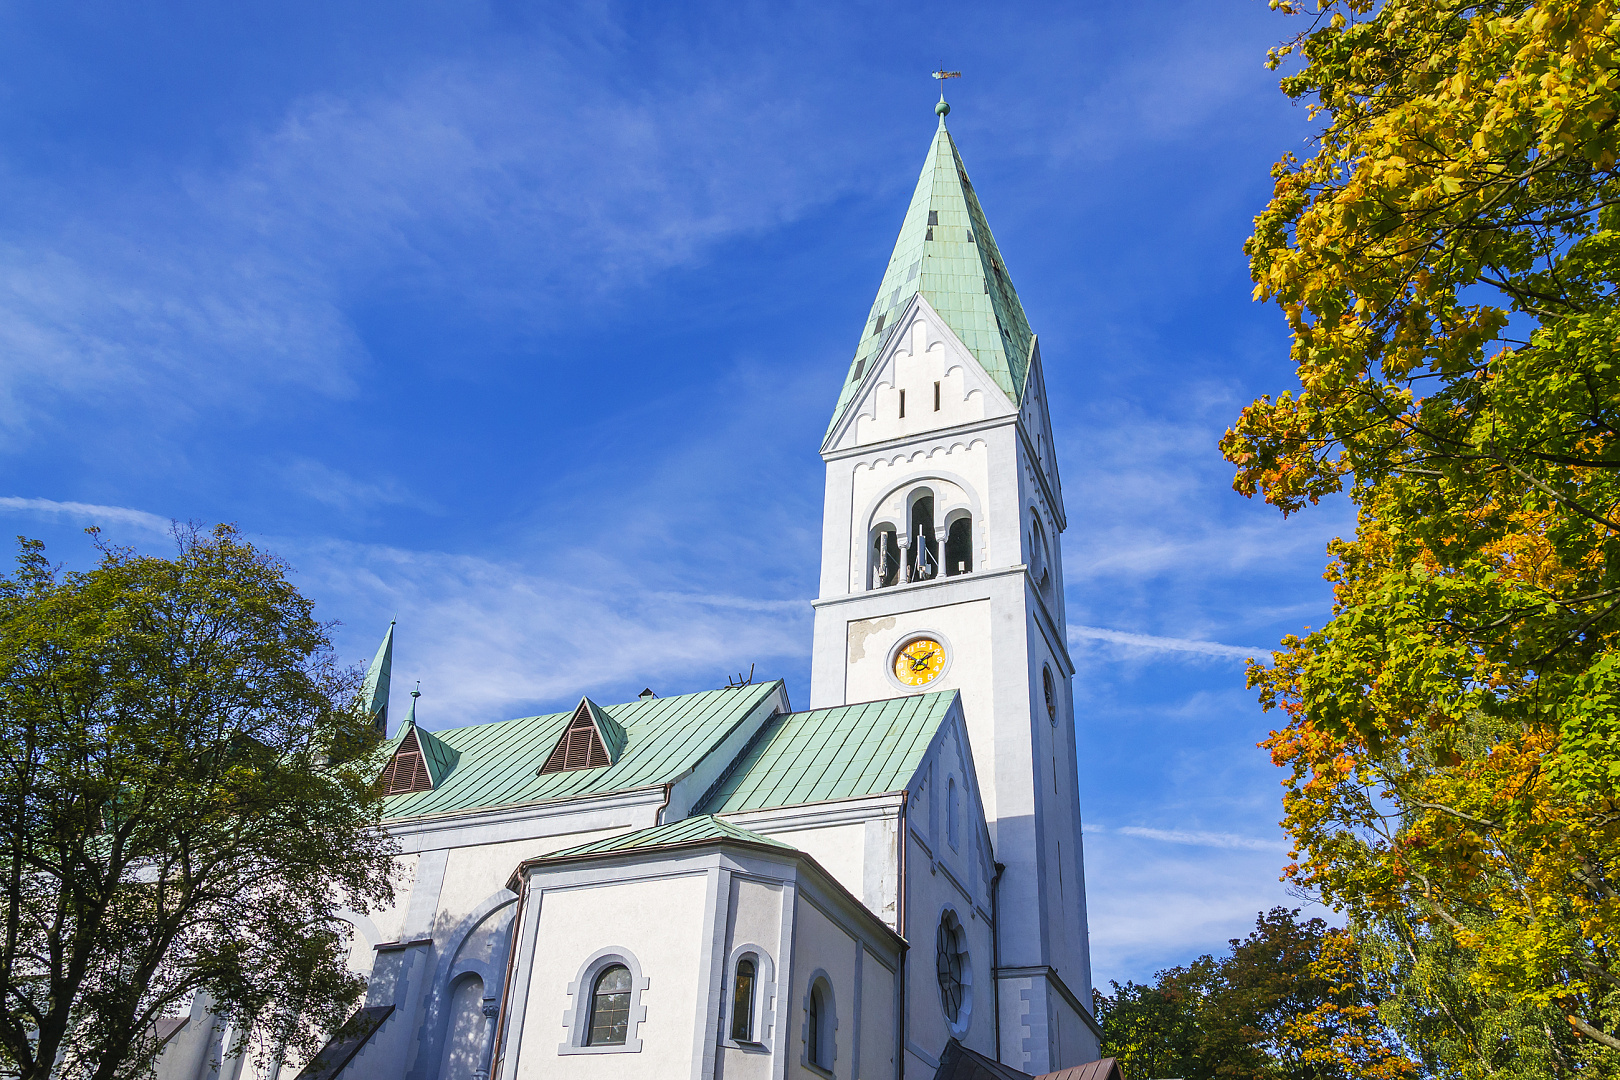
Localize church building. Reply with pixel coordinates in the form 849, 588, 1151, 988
156, 93, 1106, 1080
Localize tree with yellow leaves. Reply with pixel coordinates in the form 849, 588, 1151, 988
1226, 0, 1620, 1067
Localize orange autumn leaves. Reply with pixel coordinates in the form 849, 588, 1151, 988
1230, 0, 1620, 1062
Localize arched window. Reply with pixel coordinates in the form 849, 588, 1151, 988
936, 911, 967, 1024
807, 979, 833, 1068
731, 957, 757, 1042
1029, 514, 1052, 596
1043, 666, 1058, 725
944, 515, 973, 576
947, 777, 960, 850
871, 525, 900, 589
587, 965, 632, 1046
908, 493, 937, 582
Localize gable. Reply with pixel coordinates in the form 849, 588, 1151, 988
539, 698, 623, 774
380, 727, 433, 794
825, 295, 1016, 455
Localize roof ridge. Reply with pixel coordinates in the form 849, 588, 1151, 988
693, 708, 788, 815
542, 813, 796, 861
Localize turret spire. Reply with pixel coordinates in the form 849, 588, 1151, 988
361, 621, 395, 734
825, 105, 1035, 438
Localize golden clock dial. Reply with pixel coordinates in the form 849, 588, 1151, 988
894, 637, 946, 687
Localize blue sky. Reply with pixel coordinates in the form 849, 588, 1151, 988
0, 0, 1348, 987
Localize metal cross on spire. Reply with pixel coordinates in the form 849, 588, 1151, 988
931, 68, 960, 117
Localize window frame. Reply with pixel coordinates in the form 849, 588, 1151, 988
935, 906, 974, 1037
800, 970, 837, 1076
720, 944, 775, 1050
586, 964, 632, 1046
558, 948, 648, 1056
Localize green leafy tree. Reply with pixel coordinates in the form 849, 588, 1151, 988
0, 527, 397, 1080
1095, 908, 1414, 1080
1355, 913, 1575, 1080
1223, 0, 1620, 1058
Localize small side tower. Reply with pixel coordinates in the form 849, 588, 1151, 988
808, 95, 1097, 1071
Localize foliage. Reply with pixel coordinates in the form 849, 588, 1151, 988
0, 526, 397, 1080
1355, 912, 1585, 1080
1224, 0, 1620, 1059
1094, 908, 1414, 1080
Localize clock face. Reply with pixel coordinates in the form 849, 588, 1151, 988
894, 637, 947, 687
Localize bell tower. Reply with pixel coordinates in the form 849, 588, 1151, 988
807, 97, 1100, 1072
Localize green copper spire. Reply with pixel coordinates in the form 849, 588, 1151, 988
361, 621, 394, 734
826, 107, 1036, 438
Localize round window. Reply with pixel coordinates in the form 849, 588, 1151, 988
936, 911, 967, 1023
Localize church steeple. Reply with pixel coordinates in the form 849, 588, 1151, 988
826, 108, 1036, 438
810, 91, 1096, 1071
361, 621, 395, 734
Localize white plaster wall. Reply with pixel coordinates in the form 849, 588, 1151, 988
788, 899, 859, 1080
855, 315, 989, 446
372, 852, 420, 944
904, 826, 996, 1063
439, 973, 488, 1080
859, 951, 896, 1080
718, 876, 785, 1080
755, 822, 864, 911
434, 828, 628, 928
514, 873, 709, 1080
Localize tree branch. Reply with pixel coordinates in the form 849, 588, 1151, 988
1569, 1014, 1620, 1051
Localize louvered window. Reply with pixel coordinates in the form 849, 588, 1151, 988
379, 728, 433, 794
540, 704, 611, 774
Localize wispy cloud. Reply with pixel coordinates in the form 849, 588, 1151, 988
1101, 824, 1289, 853
0, 46, 863, 444
0, 496, 172, 536
280, 459, 439, 514
1084, 827, 1318, 984
1070, 624, 1265, 661
293, 538, 812, 727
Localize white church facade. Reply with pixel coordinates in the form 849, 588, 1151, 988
155, 97, 1108, 1080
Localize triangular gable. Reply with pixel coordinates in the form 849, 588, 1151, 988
824, 293, 1017, 454
379, 726, 432, 794
378, 724, 458, 795
539, 697, 625, 774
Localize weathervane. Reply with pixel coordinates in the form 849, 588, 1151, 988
931, 68, 961, 117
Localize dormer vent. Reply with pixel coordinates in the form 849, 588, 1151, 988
539, 697, 626, 775
380, 728, 433, 794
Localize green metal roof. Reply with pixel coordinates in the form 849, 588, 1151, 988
413, 723, 459, 787
579, 697, 628, 762
827, 116, 1036, 438
361, 622, 394, 731
540, 814, 796, 860
378, 681, 782, 820
696, 691, 957, 814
